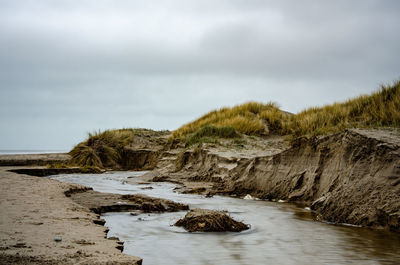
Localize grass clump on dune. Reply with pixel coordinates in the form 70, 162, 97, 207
259, 107, 289, 134
69, 129, 134, 168
171, 102, 284, 140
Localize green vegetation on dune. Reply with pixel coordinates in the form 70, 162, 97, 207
172, 80, 400, 139
185, 125, 239, 146
69, 128, 169, 168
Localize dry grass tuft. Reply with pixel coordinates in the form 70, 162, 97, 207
69, 129, 135, 168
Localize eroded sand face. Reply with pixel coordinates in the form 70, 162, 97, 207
0, 167, 141, 264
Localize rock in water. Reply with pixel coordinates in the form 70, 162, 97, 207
243, 194, 260, 200
243, 194, 254, 200
174, 209, 249, 232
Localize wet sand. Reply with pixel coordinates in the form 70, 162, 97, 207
0, 167, 142, 265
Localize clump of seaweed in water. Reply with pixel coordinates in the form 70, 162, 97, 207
175, 209, 250, 232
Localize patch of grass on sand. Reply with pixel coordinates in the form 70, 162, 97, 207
69, 129, 135, 168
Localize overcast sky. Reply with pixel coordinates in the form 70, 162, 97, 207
0, 0, 399, 151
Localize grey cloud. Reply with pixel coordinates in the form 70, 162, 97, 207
0, 0, 399, 150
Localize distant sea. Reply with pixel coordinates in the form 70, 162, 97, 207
0, 150, 68, 155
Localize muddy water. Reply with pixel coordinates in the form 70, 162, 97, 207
51, 171, 400, 265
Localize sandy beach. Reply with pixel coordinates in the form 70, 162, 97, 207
0, 166, 142, 265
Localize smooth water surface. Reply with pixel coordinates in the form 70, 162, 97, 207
51, 171, 400, 265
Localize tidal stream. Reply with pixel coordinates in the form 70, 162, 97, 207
51, 171, 400, 265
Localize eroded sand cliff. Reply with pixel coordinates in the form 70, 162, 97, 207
138, 128, 400, 231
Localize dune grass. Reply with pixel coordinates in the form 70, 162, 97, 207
285, 80, 400, 136
69, 129, 135, 168
171, 102, 282, 140
172, 80, 400, 140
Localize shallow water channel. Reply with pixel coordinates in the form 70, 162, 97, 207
51, 171, 400, 265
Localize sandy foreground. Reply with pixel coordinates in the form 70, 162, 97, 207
0, 167, 142, 265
